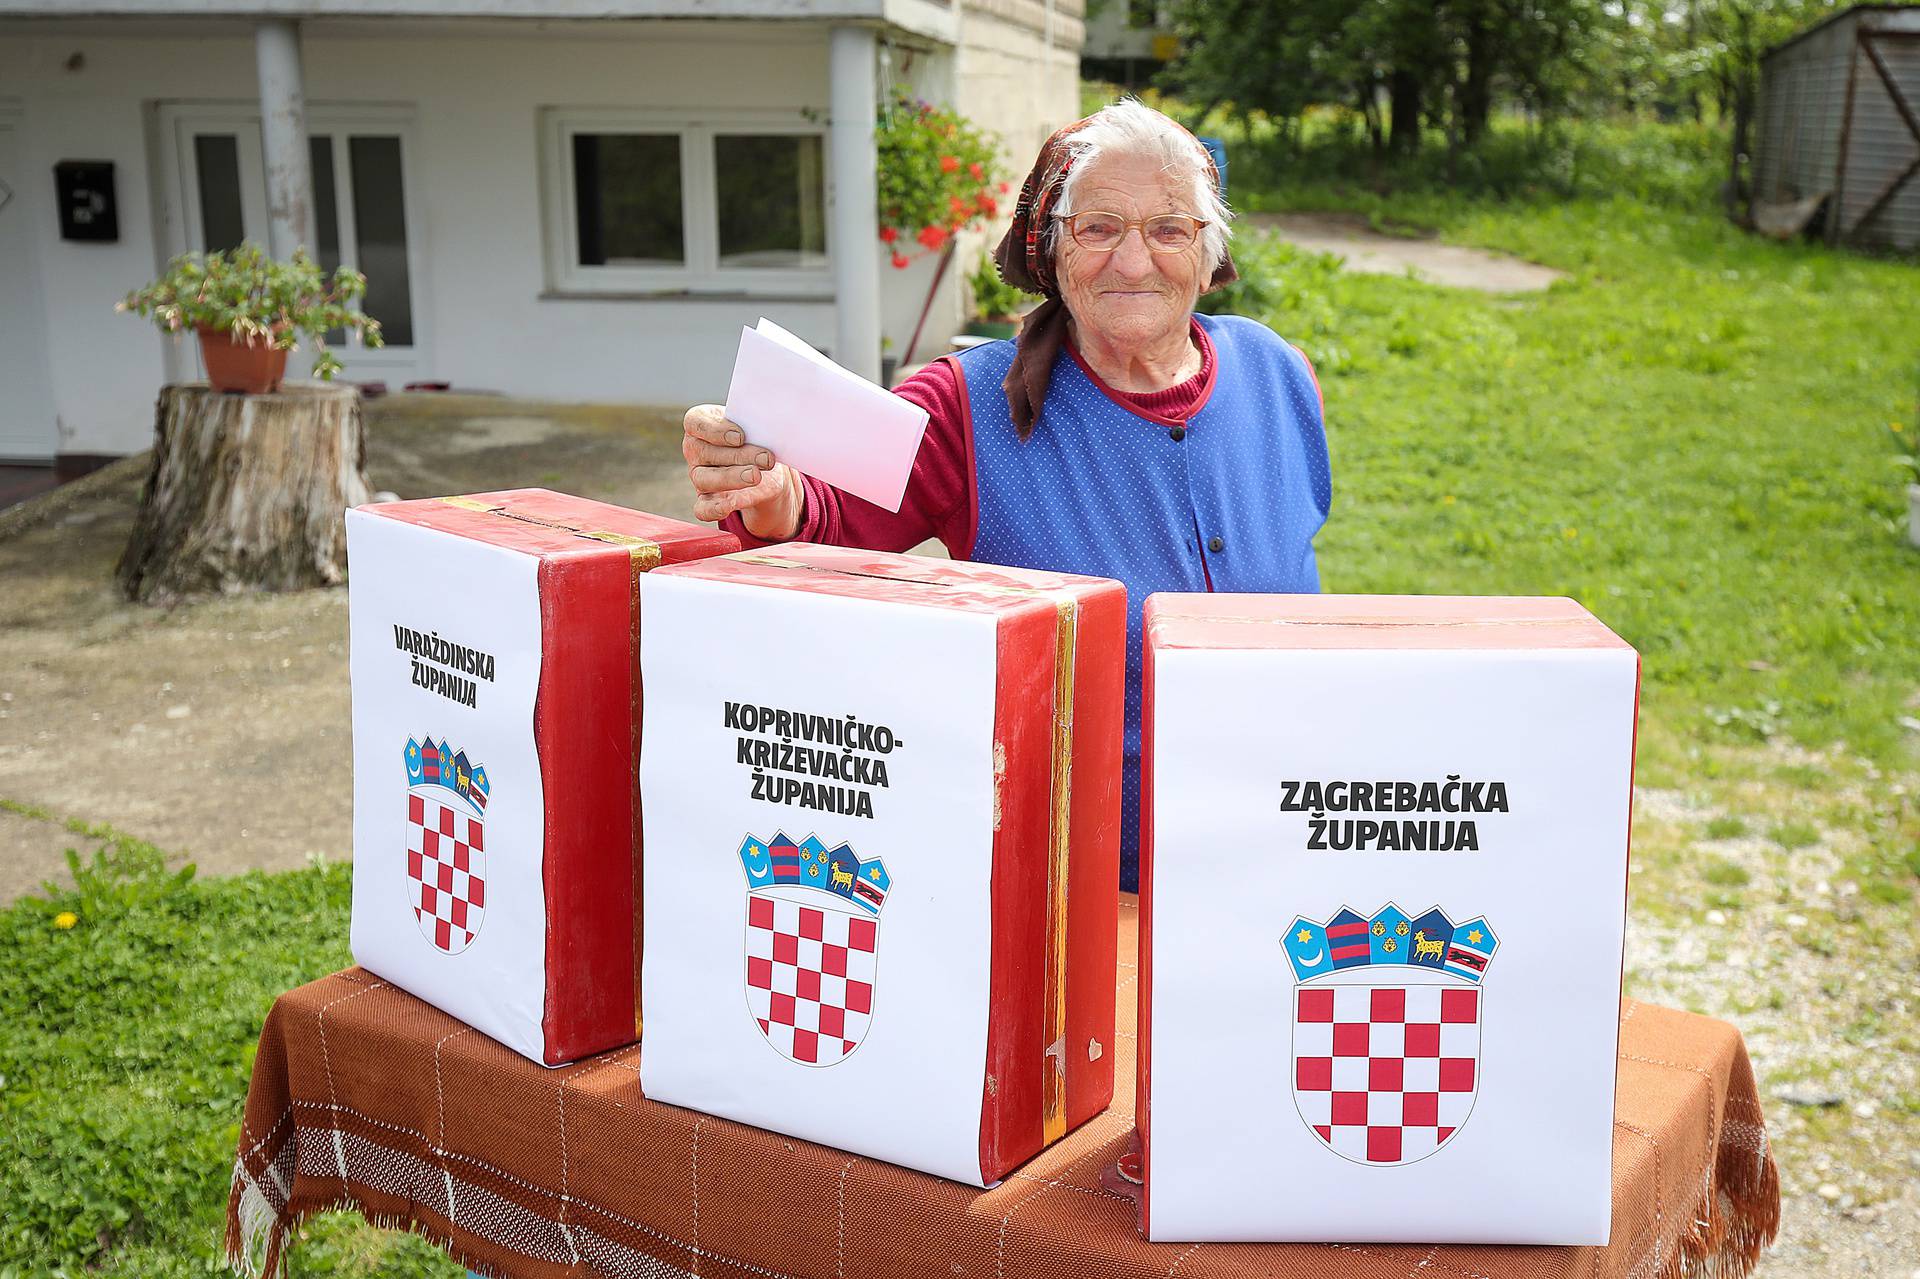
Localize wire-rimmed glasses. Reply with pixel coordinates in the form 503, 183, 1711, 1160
1054, 211, 1210, 253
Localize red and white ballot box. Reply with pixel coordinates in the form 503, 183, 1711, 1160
1138, 594, 1639, 1244
346, 489, 736, 1065
637, 544, 1124, 1185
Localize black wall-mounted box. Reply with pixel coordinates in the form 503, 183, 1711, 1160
55, 160, 118, 242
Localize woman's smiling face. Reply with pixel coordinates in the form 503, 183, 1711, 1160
1056, 153, 1209, 353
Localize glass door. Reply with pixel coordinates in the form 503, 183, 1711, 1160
161, 105, 422, 385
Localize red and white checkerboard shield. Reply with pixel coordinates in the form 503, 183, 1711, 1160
405, 788, 487, 955
1291, 975, 1482, 1165
744, 891, 879, 1066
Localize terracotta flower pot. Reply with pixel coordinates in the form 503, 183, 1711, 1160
197, 324, 290, 395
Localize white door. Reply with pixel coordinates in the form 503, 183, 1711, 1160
157, 105, 426, 386
0, 115, 60, 462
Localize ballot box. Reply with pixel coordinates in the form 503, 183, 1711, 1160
637, 545, 1125, 1185
1138, 594, 1640, 1244
345, 489, 737, 1066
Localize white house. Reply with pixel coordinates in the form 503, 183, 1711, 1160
1079, 0, 1173, 87
0, 0, 1082, 468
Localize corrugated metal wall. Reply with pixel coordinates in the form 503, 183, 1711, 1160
1756, 6, 1920, 252
1835, 24, 1920, 249
1756, 13, 1856, 204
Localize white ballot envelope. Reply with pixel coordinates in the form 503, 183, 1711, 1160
723, 319, 930, 513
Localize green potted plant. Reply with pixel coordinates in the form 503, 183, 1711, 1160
965, 252, 1036, 340
118, 243, 382, 394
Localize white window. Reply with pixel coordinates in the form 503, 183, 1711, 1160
541, 109, 831, 296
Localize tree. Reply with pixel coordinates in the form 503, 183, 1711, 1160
1163, 0, 1601, 155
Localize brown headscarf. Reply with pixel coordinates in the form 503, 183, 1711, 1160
991, 112, 1238, 439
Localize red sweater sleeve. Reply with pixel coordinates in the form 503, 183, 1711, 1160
723, 359, 975, 557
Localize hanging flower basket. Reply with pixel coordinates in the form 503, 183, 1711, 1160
876, 89, 1009, 271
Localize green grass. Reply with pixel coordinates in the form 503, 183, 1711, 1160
1704, 815, 1749, 840
0, 830, 460, 1278
1702, 858, 1751, 887
1203, 193, 1920, 763
1769, 821, 1823, 849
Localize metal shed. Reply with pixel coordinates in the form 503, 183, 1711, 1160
1755, 4, 1920, 252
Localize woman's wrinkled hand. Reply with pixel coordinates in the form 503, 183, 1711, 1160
682, 405, 803, 539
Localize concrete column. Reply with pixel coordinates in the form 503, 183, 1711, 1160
255, 19, 315, 259
829, 25, 882, 383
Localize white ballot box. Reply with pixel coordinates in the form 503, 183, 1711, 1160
346, 489, 736, 1065
637, 545, 1126, 1185
1138, 594, 1640, 1244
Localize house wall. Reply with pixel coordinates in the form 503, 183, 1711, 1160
1, 13, 1080, 458
1082, 0, 1161, 62
868, 0, 1084, 369
954, 0, 1084, 179
0, 22, 939, 457
937, 0, 1082, 343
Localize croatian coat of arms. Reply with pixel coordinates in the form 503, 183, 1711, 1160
403, 736, 490, 955
738, 832, 891, 1066
1284, 902, 1498, 1166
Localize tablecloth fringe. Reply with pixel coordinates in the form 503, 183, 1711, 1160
222, 1049, 1783, 1279
228, 1184, 520, 1279
1660, 1119, 1780, 1279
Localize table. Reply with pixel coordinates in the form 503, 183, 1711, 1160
227, 899, 1779, 1279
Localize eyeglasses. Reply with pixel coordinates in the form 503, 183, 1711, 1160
1054, 211, 1210, 253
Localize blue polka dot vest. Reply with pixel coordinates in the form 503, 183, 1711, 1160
955, 312, 1331, 890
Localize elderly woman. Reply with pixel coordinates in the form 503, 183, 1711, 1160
680, 99, 1331, 891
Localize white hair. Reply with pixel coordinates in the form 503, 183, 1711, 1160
1052, 98, 1234, 271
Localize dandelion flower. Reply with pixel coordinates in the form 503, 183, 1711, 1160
53, 911, 78, 930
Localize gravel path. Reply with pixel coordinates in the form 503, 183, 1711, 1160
1625, 749, 1920, 1276
1246, 211, 1567, 292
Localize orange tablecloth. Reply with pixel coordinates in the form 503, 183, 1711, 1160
228, 899, 1777, 1279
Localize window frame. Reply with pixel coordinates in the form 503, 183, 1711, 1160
541, 108, 834, 297
153, 100, 431, 380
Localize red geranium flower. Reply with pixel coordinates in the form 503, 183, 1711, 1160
879, 226, 899, 243
890, 252, 911, 269
939, 155, 960, 173
968, 161, 984, 180
999, 181, 1011, 194
916, 225, 949, 251
949, 194, 970, 216
979, 193, 999, 216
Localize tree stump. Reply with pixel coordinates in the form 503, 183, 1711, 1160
117, 383, 370, 604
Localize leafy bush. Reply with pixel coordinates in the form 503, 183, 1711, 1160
1199, 113, 1727, 213
118, 244, 382, 380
